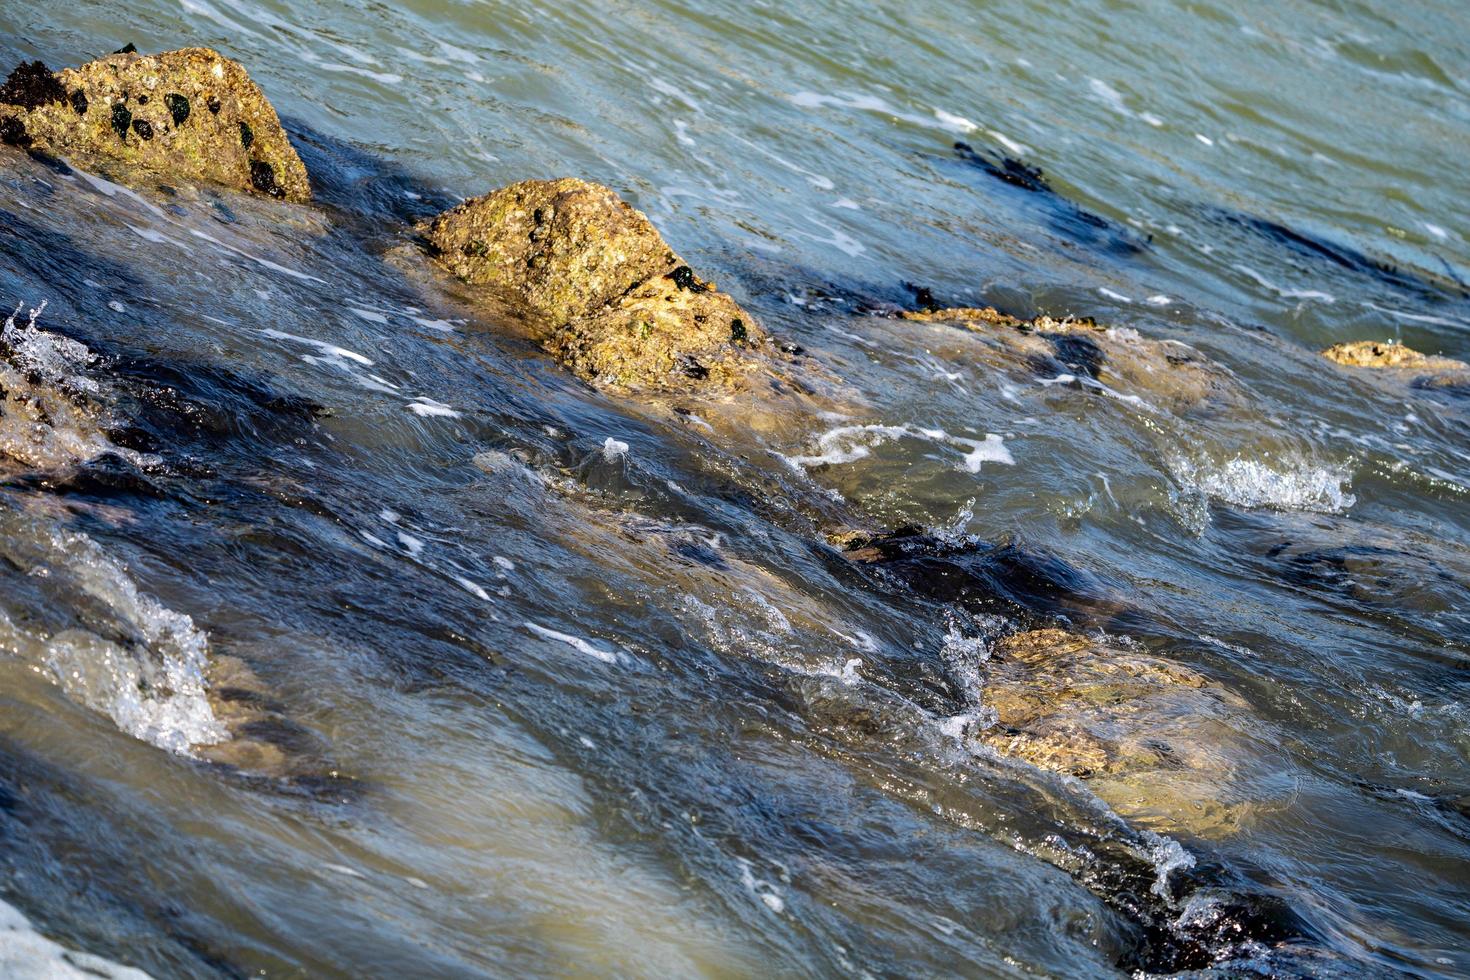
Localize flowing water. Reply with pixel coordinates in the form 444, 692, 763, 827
1, 0, 1468, 976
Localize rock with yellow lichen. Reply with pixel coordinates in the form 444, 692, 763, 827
418, 177, 771, 390
902, 306, 1244, 413
0, 48, 308, 202
1322, 340, 1469, 389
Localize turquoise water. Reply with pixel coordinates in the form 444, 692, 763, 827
1, 0, 1468, 976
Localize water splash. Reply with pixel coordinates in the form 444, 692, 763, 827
1168, 453, 1355, 513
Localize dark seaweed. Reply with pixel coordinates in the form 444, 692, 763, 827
668, 265, 707, 292
249, 160, 285, 198
0, 115, 28, 146
0, 61, 67, 109
904, 281, 939, 311
206, 95, 221, 115
677, 354, 709, 380
164, 93, 189, 126
954, 141, 1049, 193
729, 317, 747, 342
110, 103, 132, 141
131, 118, 153, 141
239, 120, 254, 148
113, 43, 138, 55
1204, 206, 1470, 302
951, 141, 1151, 258
70, 88, 88, 115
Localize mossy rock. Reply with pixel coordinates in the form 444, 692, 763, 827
419, 177, 770, 390
0, 48, 309, 202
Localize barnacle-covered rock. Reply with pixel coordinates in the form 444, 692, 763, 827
0, 48, 308, 202
419, 177, 771, 390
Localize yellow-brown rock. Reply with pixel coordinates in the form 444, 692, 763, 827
1322, 339, 1466, 371
0, 48, 308, 202
419, 178, 769, 390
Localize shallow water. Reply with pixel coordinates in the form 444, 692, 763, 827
1, 0, 1468, 976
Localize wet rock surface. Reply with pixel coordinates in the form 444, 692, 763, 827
1322, 339, 1470, 390
419, 177, 774, 389
0, 48, 308, 202
901, 305, 1245, 413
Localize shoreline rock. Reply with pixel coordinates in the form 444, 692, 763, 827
0, 48, 308, 202
901, 305, 1245, 413
1322, 339, 1469, 389
418, 177, 773, 390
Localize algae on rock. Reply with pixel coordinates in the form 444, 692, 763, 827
419, 177, 771, 390
0, 48, 309, 202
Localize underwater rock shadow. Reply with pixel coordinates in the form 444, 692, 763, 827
281, 117, 460, 230
1201, 205, 1470, 306
948, 141, 1153, 259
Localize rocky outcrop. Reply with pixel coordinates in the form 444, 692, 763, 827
902, 306, 1244, 413
0, 48, 308, 202
418, 178, 770, 389
1322, 340, 1469, 388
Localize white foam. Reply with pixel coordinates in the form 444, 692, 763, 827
1169, 453, 1355, 513
407, 397, 461, 418
1145, 294, 1172, 306
1195, 133, 1214, 146
454, 576, 492, 601
933, 109, 978, 133
955, 434, 1014, 473
397, 531, 425, 557
30, 526, 227, 755
0, 899, 152, 979
1098, 287, 1133, 303
1232, 264, 1335, 303
350, 307, 389, 324
525, 622, 619, 665
1087, 78, 1131, 115
783, 423, 1014, 474
602, 437, 630, 461
188, 229, 326, 284
409, 315, 456, 332
261, 328, 374, 366
736, 858, 786, 914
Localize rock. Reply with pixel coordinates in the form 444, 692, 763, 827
975, 628, 1257, 836
1321, 339, 1464, 370
1322, 340, 1470, 392
902, 306, 1244, 413
0, 48, 308, 202
0, 302, 121, 475
418, 177, 770, 389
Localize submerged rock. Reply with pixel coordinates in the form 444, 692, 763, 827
0, 48, 308, 202
902, 306, 1243, 413
1321, 339, 1469, 389
977, 628, 1255, 836
418, 177, 771, 389
0, 302, 124, 476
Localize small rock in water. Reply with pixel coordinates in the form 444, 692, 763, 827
417, 177, 777, 391
0, 47, 309, 202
